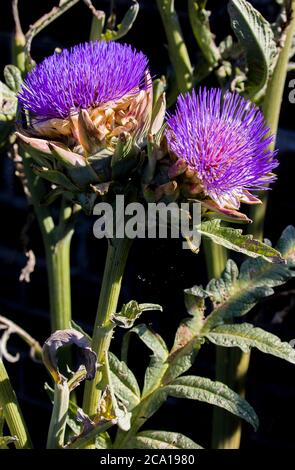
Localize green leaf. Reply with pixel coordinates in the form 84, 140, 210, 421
33, 168, 79, 192
108, 352, 141, 411
4, 65, 22, 93
121, 323, 169, 398
112, 301, 162, 329
199, 219, 284, 263
70, 320, 92, 342
0, 82, 17, 121
228, 0, 278, 99
95, 432, 112, 449
164, 375, 258, 430
276, 225, 295, 267
121, 323, 169, 363
203, 253, 294, 331
205, 323, 295, 363
127, 430, 203, 449
165, 288, 206, 383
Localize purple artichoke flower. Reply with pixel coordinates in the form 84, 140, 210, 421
165, 88, 278, 213
18, 41, 156, 150
16, 41, 166, 212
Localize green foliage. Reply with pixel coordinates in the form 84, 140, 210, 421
199, 219, 284, 263
108, 352, 141, 411
205, 323, 295, 363
126, 430, 202, 449
164, 376, 258, 430
228, 0, 278, 99
202, 226, 295, 330
110, 227, 295, 448
0, 82, 17, 122
4, 65, 22, 94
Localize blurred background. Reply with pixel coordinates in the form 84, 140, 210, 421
0, 0, 295, 448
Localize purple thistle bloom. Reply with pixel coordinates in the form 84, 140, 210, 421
18, 41, 149, 119
166, 88, 278, 209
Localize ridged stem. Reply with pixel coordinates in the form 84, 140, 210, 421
82, 238, 132, 428
0, 359, 32, 448
156, 0, 193, 93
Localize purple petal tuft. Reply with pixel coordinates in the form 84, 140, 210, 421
18, 41, 149, 119
165, 88, 278, 208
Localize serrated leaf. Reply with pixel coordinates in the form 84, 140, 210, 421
228, 0, 278, 99
199, 219, 284, 263
4, 65, 22, 93
164, 375, 258, 430
203, 254, 293, 330
108, 352, 141, 411
127, 430, 203, 449
164, 337, 204, 384
205, 323, 295, 363
206, 259, 239, 306
121, 323, 169, 363
121, 324, 169, 398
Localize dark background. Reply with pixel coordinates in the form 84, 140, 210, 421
0, 0, 295, 448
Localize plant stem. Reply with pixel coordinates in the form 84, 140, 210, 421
203, 239, 227, 279
250, 0, 295, 238
45, 230, 73, 332
0, 359, 32, 448
21, 151, 74, 332
82, 238, 132, 419
156, 0, 193, 94
46, 380, 69, 449
212, 348, 250, 449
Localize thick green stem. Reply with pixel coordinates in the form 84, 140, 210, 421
203, 239, 227, 279
82, 238, 132, 420
156, 0, 193, 93
45, 231, 73, 332
0, 359, 32, 448
212, 348, 250, 449
250, 0, 295, 238
21, 152, 73, 332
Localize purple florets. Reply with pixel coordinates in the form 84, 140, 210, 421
18, 41, 149, 119
166, 88, 278, 208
